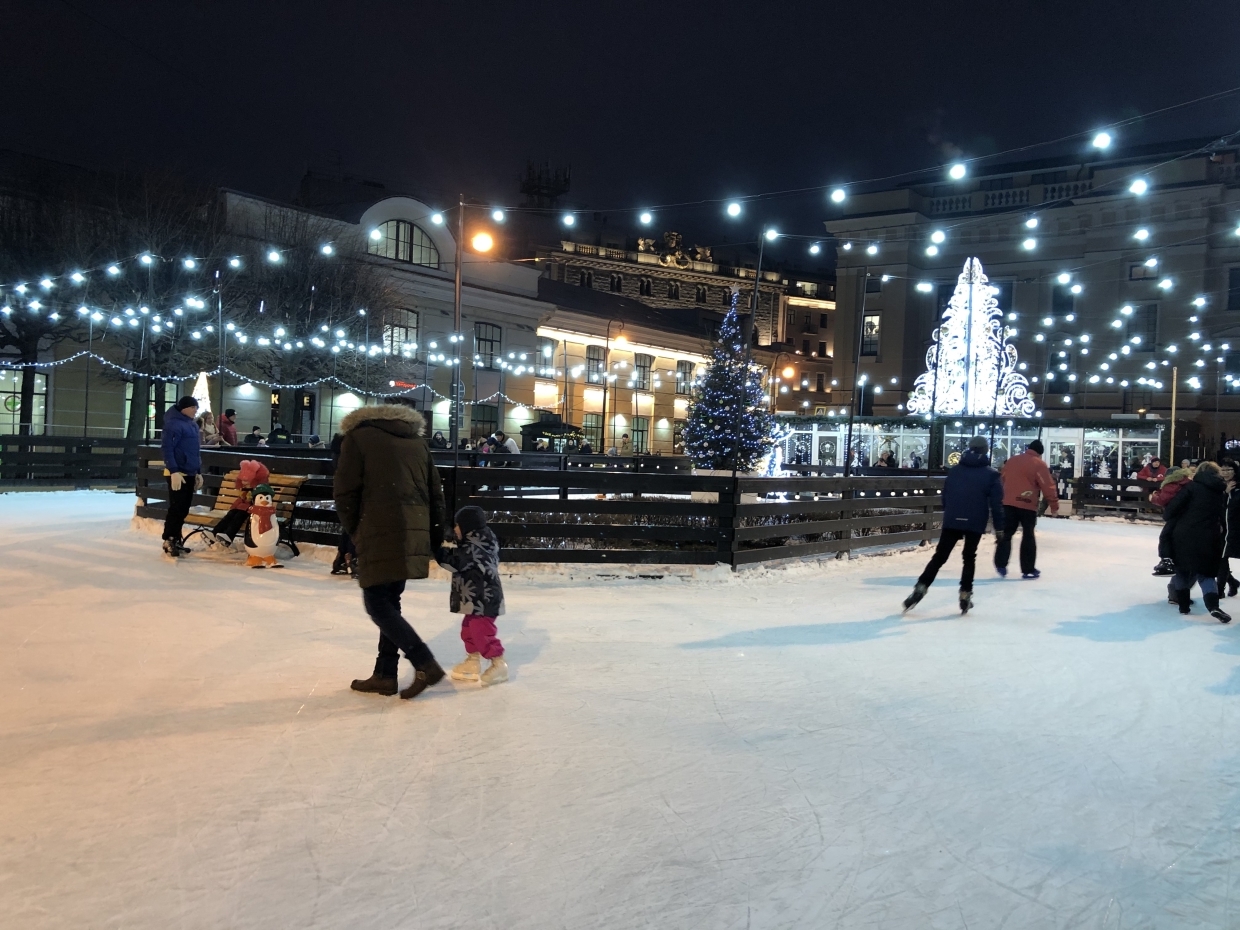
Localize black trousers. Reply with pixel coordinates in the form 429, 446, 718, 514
918, 529, 982, 591
362, 580, 434, 677
213, 508, 247, 542
995, 505, 1039, 575
162, 477, 195, 542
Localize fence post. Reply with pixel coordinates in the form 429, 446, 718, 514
717, 475, 738, 568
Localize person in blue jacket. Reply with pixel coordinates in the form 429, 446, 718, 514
904, 435, 1005, 614
160, 396, 203, 557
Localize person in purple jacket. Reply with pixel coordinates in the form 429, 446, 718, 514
160, 396, 203, 558
904, 435, 1004, 614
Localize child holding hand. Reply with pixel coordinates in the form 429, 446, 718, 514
437, 506, 507, 685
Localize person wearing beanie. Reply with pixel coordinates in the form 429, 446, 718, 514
995, 439, 1059, 579
437, 505, 508, 685
160, 396, 203, 557
217, 408, 238, 446
904, 435, 1004, 614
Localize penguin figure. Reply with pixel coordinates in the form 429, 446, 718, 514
244, 484, 281, 568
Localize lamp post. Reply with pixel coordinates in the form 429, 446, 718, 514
843, 266, 870, 477
768, 351, 794, 413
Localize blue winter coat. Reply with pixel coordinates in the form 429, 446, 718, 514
941, 449, 1004, 534
161, 407, 202, 475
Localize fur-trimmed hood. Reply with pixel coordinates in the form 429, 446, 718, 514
339, 403, 425, 437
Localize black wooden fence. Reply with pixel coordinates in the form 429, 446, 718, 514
1071, 477, 1163, 520
134, 446, 943, 568
0, 435, 141, 487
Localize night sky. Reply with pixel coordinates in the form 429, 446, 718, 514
4, 1, 1239, 248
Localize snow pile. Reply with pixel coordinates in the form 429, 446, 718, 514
2, 491, 1239, 928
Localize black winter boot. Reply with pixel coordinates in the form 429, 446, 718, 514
1175, 586, 1192, 615
1152, 558, 1177, 576
400, 660, 445, 700
1168, 582, 1195, 606
351, 673, 398, 695
1206, 592, 1232, 624
1229, 578, 1239, 598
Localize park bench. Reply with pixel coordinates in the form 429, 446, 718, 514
180, 468, 309, 556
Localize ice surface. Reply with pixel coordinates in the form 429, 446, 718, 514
2, 491, 1240, 929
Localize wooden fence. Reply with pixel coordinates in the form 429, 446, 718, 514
0, 435, 142, 487
1071, 477, 1162, 520
134, 446, 944, 568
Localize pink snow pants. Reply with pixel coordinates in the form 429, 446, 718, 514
461, 614, 503, 659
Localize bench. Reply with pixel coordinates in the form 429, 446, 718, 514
181, 468, 309, 556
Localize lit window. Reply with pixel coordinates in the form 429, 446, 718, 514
367, 220, 440, 268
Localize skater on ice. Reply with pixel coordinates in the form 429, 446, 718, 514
1151, 462, 1194, 584
994, 438, 1058, 580
438, 505, 508, 686
333, 398, 448, 700
904, 435, 1003, 614
1217, 460, 1240, 598
1162, 460, 1230, 622
159, 395, 203, 559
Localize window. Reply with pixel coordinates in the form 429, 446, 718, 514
1127, 304, 1157, 351
609, 273, 623, 293
633, 353, 652, 390
470, 404, 498, 440
475, 322, 502, 368
538, 339, 558, 372
1032, 170, 1069, 185
820, 313, 829, 329
631, 416, 649, 453
786, 308, 796, 328
383, 308, 419, 355
865, 277, 883, 294
861, 313, 881, 356
667, 281, 680, 300
980, 176, 1014, 191
639, 277, 652, 297
586, 345, 605, 382
582, 413, 603, 449
816, 373, 825, 392
802, 339, 811, 356
673, 418, 686, 453
579, 269, 594, 288
803, 313, 812, 331
1052, 284, 1075, 318
721, 289, 732, 307
676, 359, 693, 394
1128, 262, 1157, 281
0, 370, 46, 433
818, 341, 827, 357
1229, 268, 1240, 312
367, 220, 440, 268
695, 284, 708, 303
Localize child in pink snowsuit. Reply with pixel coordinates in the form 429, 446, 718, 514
437, 506, 507, 686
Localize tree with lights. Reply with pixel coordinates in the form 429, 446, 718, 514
907, 258, 1035, 418
682, 295, 774, 472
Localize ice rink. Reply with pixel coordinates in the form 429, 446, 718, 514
3, 491, 1240, 929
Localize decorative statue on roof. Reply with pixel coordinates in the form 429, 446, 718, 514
658, 231, 691, 269
693, 245, 713, 262
906, 258, 1036, 418
637, 238, 658, 253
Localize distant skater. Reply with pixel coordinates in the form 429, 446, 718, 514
994, 439, 1059, 579
1164, 460, 1230, 623
438, 506, 508, 686
904, 436, 1004, 614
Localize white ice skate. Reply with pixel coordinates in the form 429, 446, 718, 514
480, 657, 508, 686
450, 653, 482, 682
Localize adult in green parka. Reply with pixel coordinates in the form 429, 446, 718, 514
333, 398, 447, 699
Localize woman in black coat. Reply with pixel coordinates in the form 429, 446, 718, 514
1216, 461, 1240, 597
1164, 461, 1229, 620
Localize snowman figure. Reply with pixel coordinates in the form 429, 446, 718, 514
244, 484, 281, 568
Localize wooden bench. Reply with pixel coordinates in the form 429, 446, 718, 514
181, 469, 309, 556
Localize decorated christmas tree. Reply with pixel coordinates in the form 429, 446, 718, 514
683, 295, 775, 471
906, 258, 1035, 418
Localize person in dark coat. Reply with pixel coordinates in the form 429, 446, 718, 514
267, 423, 292, 444
160, 396, 203, 557
328, 433, 358, 576
1164, 460, 1230, 621
1217, 462, 1240, 598
437, 506, 508, 686
430, 430, 449, 450
334, 399, 448, 698
904, 436, 1004, 614
217, 408, 238, 446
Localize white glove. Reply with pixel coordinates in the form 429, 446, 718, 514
169, 472, 184, 491
195, 474, 204, 490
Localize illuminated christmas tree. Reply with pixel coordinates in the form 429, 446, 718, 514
907, 258, 1035, 418
683, 294, 775, 471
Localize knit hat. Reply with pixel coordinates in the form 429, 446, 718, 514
1026, 439, 1045, 455
967, 436, 989, 453
454, 505, 489, 536
174, 395, 199, 412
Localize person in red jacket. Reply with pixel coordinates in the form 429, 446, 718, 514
217, 408, 239, 446
1138, 457, 1167, 482
995, 439, 1059, 579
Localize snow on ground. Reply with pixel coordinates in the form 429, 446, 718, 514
2, 491, 1240, 929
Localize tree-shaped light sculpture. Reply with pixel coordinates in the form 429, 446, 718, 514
907, 258, 1036, 417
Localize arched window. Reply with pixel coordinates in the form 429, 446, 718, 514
610, 273, 623, 293
367, 219, 440, 268
667, 281, 680, 300
579, 269, 593, 288
639, 277, 652, 297
721, 290, 732, 307
695, 284, 708, 303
